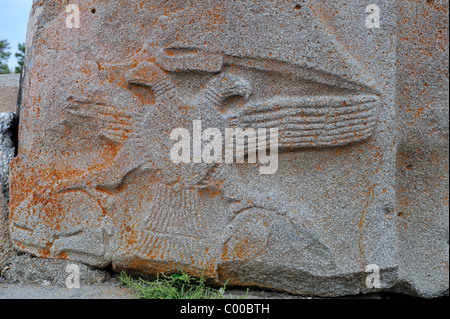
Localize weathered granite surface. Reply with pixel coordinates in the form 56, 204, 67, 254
0, 113, 15, 200
0, 74, 20, 113
1, 253, 111, 287
0, 112, 15, 268
0, 192, 12, 269
394, 0, 449, 298
7, 0, 448, 298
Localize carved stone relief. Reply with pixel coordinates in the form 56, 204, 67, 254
10, 0, 400, 296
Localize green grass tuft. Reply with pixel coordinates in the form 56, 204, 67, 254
119, 271, 247, 299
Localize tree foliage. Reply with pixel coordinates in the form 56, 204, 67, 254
0, 39, 11, 74
15, 43, 25, 74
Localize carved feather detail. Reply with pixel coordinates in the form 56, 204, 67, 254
229, 94, 380, 148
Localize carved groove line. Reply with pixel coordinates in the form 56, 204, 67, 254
144, 184, 201, 239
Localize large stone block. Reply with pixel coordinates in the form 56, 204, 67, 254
8, 0, 447, 297
395, 0, 449, 298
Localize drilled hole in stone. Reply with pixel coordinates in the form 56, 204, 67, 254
91, 8, 96, 14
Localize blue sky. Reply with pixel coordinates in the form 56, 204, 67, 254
0, 0, 33, 72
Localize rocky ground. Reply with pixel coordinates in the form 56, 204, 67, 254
0, 281, 133, 299
0, 253, 414, 300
